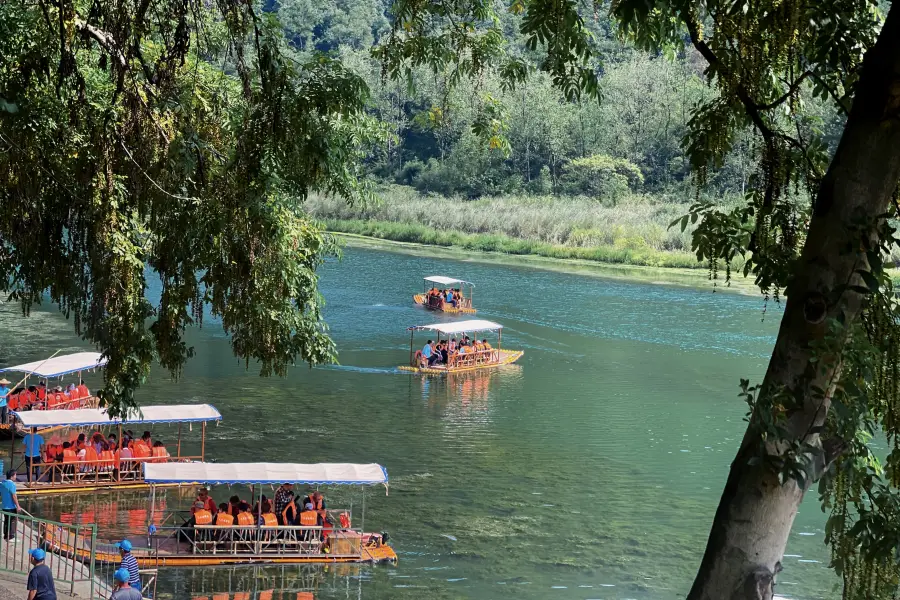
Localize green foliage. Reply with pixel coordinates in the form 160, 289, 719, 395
560, 154, 644, 203
0, 0, 383, 415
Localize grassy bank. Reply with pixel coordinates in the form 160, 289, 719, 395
322, 218, 703, 268
306, 187, 710, 269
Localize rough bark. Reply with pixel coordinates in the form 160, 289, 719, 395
687, 5, 900, 600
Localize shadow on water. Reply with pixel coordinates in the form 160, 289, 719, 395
0, 245, 839, 600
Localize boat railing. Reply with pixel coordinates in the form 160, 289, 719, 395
17, 455, 204, 488
415, 348, 499, 368
143, 524, 372, 559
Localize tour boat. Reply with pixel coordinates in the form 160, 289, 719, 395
413, 276, 476, 314
399, 319, 524, 374
10, 404, 221, 496
44, 462, 398, 567
0, 352, 106, 438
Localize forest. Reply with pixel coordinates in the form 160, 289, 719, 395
277, 0, 847, 265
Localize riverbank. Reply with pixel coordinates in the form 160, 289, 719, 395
335, 232, 764, 294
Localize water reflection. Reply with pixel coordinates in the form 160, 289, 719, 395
169, 564, 362, 600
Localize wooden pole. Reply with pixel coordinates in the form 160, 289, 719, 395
201, 422, 206, 461
408, 331, 414, 366
176, 423, 182, 459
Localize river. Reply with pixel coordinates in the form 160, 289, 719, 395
1, 245, 839, 599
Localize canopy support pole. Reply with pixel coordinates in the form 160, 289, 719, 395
498, 329, 502, 351
177, 423, 182, 459
201, 422, 206, 461
470, 284, 474, 309
408, 331, 414, 367
9, 424, 16, 472
117, 424, 122, 483
149, 485, 157, 546
359, 486, 366, 533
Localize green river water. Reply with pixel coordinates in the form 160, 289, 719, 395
0, 245, 842, 599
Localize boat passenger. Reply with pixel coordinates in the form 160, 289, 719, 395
151, 440, 169, 463
440, 343, 449, 364
274, 483, 294, 525
237, 502, 254, 526
282, 496, 299, 526
421, 340, 434, 366
228, 495, 242, 518
446, 289, 456, 307
304, 491, 327, 520
482, 339, 492, 349
215, 503, 233, 526
100, 442, 116, 472
193, 488, 217, 515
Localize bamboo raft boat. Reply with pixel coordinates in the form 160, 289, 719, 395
399, 319, 524, 374
413, 276, 477, 314
41, 462, 398, 567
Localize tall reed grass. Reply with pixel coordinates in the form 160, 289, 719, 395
305, 186, 705, 269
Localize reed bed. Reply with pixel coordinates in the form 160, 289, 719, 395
305, 187, 704, 269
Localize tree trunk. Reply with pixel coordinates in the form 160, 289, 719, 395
688, 5, 900, 600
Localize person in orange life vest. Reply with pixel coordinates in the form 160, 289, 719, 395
215, 503, 233, 525
192, 488, 217, 516
150, 440, 169, 462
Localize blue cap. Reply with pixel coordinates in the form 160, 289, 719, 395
115, 540, 132, 552
113, 568, 130, 583
29, 548, 45, 561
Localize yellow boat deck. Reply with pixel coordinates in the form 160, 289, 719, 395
400, 349, 524, 374
44, 524, 398, 568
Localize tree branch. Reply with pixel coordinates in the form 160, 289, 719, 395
74, 18, 126, 68
756, 71, 812, 111
809, 71, 851, 117
683, 11, 775, 146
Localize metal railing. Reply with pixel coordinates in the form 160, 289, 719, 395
0, 508, 104, 598
12, 454, 203, 488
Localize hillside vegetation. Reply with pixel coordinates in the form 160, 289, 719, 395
278, 0, 845, 265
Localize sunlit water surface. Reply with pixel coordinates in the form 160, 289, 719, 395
0, 246, 839, 599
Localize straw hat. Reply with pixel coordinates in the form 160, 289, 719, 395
0, 379, 10, 385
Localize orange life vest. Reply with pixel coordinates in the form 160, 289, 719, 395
215, 513, 234, 526
100, 450, 115, 467
261, 513, 278, 527
133, 443, 151, 459
194, 510, 213, 525
83, 447, 99, 464
151, 447, 168, 463
237, 512, 254, 526
62, 449, 77, 463
299, 511, 318, 526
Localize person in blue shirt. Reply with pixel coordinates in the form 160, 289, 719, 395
1, 469, 20, 540
445, 289, 456, 307
421, 340, 433, 365
22, 429, 44, 482
0, 378, 10, 425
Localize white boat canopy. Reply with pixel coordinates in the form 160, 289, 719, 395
143, 462, 389, 489
0, 352, 107, 378
12, 404, 222, 428
423, 276, 474, 287
410, 319, 502, 335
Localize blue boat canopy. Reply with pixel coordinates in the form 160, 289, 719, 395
0, 352, 107, 378
143, 462, 389, 491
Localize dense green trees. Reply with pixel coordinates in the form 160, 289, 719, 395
276, 0, 774, 202
0, 0, 381, 414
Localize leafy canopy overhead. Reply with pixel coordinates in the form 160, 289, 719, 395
0, 0, 383, 415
